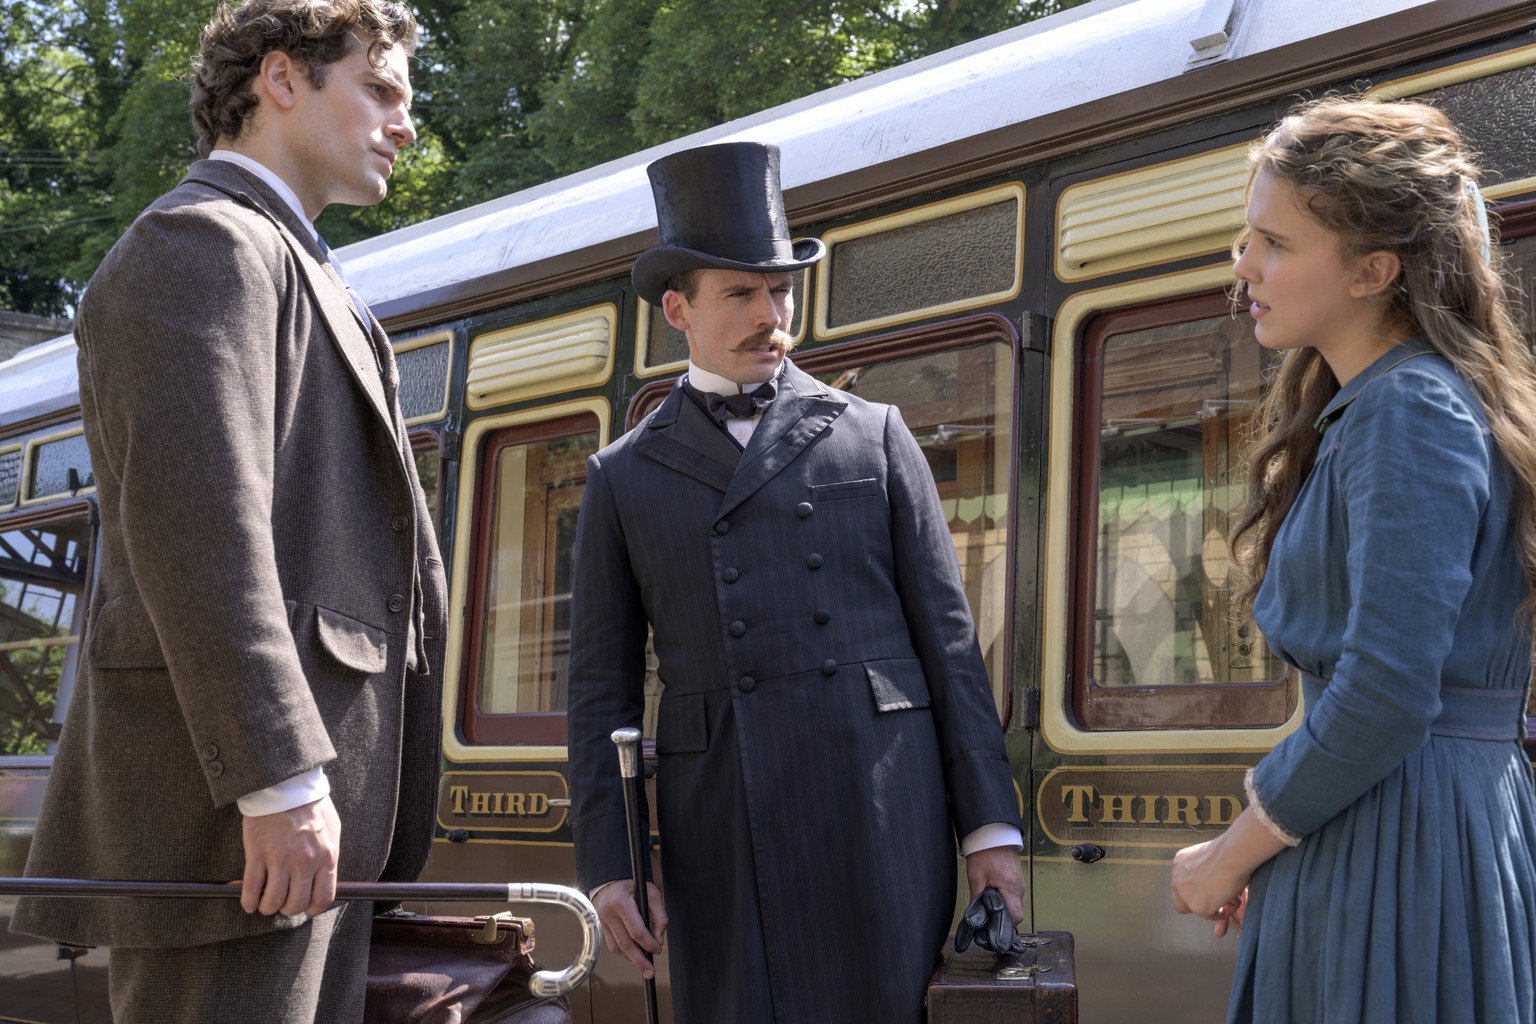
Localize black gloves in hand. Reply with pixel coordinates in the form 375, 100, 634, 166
953, 886, 1026, 954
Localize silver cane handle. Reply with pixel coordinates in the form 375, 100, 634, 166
612, 726, 642, 779
503, 882, 602, 997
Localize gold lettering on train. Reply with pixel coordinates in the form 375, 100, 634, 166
1057, 785, 1242, 827
447, 785, 552, 819
1040, 769, 1251, 847
436, 771, 567, 833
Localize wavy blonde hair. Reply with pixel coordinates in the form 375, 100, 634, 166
1230, 95, 1536, 619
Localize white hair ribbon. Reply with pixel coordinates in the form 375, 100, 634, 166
1465, 177, 1492, 265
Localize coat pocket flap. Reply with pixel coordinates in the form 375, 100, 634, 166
87, 597, 167, 669
655, 693, 707, 754
864, 658, 932, 712
315, 605, 389, 676
809, 477, 880, 500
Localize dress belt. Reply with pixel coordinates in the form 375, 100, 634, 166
1301, 672, 1525, 741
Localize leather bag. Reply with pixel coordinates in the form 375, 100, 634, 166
365, 911, 571, 1024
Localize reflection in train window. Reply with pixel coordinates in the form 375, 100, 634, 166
465, 416, 599, 745
1505, 230, 1535, 346
409, 433, 442, 540
1075, 300, 1296, 732
1093, 314, 1280, 690
0, 513, 90, 756
813, 336, 1013, 714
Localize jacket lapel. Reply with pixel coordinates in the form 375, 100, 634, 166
718, 360, 844, 519
183, 161, 398, 445
632, 382, 741, 493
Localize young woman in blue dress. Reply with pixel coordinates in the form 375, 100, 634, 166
1171, 95, 1536, 1022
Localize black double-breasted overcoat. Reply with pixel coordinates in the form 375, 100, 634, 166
567, 360, 1020, 1024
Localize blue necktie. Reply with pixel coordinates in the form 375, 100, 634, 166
315, 234, 371, 326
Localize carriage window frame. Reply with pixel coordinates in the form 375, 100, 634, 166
408, 429, 443, 541
1071, 292, 1296, 731
627, 313, 1019, 721
460, 413, 600, 746
0, 498, 96, 766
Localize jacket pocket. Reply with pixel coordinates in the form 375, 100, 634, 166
655, 692, 707, 754
311, 604, 389, 676
87, 596, 167, 669
809, 477, 880, 501
864, 658, 932, 712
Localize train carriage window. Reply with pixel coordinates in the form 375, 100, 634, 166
805, 319, 1015, 714
818, 185, 1023, 339
0, 510, 90, 756
1074, 297, 1293, 731
409, 432, 443, 540
463, 415, 601, 745
1504, 223, 1536, 346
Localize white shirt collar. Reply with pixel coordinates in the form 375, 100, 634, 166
208, 150, 318, 244
687, 359, 784, 397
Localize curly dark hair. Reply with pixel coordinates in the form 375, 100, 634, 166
190, 0, 417, 157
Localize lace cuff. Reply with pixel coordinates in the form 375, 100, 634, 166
1245, 767, 1302, 847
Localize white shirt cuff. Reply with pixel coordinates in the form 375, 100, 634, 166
960, 822, 1024, 856
236, 766, 330, 817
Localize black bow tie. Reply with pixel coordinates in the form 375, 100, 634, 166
704, 380, 777, 425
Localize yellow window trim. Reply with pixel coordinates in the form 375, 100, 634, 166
813, 183, 1025, 341
393, 329, 454, 426
1041, 266, 1305, 755
18, 427, 94, 508
441, 397, 611, 765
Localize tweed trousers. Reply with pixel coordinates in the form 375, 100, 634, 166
108, 902, 371, 1024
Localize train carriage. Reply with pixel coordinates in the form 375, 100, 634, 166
3, 0, 1535, 1020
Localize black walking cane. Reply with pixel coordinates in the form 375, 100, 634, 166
612, 725, 661, 1024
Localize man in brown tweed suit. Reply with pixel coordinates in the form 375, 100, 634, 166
10, 2, 445, 1021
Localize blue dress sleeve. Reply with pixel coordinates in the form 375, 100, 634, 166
1251, 364, 1491, 838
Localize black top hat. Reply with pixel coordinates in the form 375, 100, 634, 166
631, 141, 826, 307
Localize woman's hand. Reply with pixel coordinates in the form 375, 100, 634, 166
1171, 806, 1287, 939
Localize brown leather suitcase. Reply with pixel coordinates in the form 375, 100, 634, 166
927, 931, 1077, 1023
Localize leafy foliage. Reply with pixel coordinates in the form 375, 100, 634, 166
0, 0, 1089, 311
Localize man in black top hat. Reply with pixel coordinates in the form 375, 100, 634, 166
566, 141, 1025, 1024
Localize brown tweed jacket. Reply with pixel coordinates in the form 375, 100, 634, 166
12, 159, 447, 948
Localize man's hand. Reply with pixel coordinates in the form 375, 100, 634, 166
965, 845, 1025, 925
592, 879, 668, 980
240, 794, 341, 917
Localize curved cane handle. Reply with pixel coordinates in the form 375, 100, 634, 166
503, 882, 602, 997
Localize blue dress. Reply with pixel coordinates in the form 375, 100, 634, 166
1234, 338, 1536, 1023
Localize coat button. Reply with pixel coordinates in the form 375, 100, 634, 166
202, 745, 219, 761
729, 620, 747, 637
208, 762, 224, 778
714, 520, 730, 535
796, 502, 813, 519
388, 594, 405, 613
391, 514, 409, 532
738, 675, 757, 693
722, 567, 740, 583
821, 660, 838, 676
814, 609, 831, 625
807, 553, 823, 570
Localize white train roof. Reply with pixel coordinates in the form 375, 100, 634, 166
334, 0, 1443, 315
0, 0, 1500, 423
